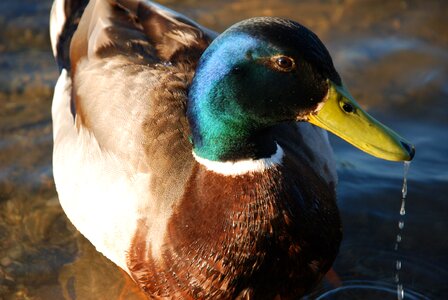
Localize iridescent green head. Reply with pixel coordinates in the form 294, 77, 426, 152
187, 17, 414, 162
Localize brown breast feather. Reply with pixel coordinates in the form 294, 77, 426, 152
127, 153, 342, 299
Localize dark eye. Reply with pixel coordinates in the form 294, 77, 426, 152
342, 103, 354, 113
273, 56, 295, 72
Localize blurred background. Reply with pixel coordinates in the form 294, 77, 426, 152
0, 0, 447, 299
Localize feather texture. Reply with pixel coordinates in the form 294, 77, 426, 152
51, 1, 340, 298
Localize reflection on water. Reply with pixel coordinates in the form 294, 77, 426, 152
1, 0, 447, 299
312, 280, 430, 300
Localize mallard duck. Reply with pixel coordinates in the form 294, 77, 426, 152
50, 0, 415, 298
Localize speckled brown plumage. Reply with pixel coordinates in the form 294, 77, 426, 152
128, 153, 341, 299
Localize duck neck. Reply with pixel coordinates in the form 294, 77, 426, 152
187, 86, 276, 162
192, 124, 277, 162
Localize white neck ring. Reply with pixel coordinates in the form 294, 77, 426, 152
192, 143, 284, 176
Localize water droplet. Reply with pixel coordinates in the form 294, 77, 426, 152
401, 161, 410, 199
401, 180, 407, 198
396, 260, 402, 270
400, 201, 406, 216
394, 161, 411, 300
397, 283, 404, 300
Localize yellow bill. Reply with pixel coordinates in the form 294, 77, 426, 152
308, 81, 415, 161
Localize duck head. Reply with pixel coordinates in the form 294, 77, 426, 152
188, 17, 415, 162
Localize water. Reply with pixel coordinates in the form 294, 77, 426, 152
314, 280, 428, 300
309, 161, 433, 300
394, 161, 411, 300
1, 0, 448, 299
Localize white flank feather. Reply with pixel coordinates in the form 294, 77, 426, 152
52, 70, 156, 273
49, 0, 66, 56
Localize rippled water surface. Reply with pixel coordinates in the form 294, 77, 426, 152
1, 0, 447, 299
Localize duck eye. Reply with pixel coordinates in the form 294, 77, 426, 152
273, 56, 295, 72
342, 103, 354, 113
